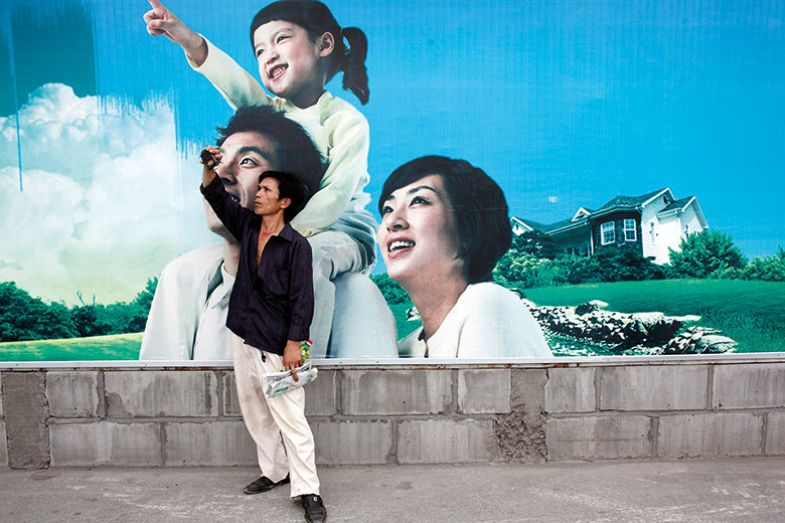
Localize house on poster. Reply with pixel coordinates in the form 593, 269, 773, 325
512, 188, 709, 264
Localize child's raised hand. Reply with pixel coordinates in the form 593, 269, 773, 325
143, 0, 206, 63
144, 1, 181, 39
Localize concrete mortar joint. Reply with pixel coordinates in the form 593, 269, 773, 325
160, 422, 168, 464
215, 370, 225, 417
335, 369, 344, 415
648, 417, 659, 458
388, 419, 399, 464
97, 371, 107, 419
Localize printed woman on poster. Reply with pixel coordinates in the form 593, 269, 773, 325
378, 156, 553, 358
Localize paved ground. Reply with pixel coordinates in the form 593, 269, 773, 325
1, 458, 784, 522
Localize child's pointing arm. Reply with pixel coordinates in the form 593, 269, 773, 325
143, 0, 208, 66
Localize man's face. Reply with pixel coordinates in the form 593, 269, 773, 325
204, 131, 280, 236
254, 176, 290, 217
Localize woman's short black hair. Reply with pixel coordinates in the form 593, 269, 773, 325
216, 105, 325, 199
258, 170, 310, 222
378, 155, 512, 284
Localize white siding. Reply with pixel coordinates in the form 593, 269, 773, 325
656, 216, 683, 264
641, 195, 668, 262
652, 203, 708, 264
680, 206, 706, 238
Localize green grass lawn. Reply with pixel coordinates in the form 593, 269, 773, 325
2, 279, 781, 361
391, 302, 420, 339
525, 279, 785, 353
0, 333, 142, 361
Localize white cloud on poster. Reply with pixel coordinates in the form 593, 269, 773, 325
548, 195, 559, 204
0, 84, 213, 305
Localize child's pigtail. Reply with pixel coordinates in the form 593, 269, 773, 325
340, 27, 370, 105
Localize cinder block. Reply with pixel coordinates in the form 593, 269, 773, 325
713, 364, 785, 409
305, 369, 336, 416
458, 369, 510, 414
104, 371, 218, 417
50, 422, 162, 466
164, 421, 255, 466
397, 419, 494, 464
341, 370, 451, 415
46, 371, 100, 418
312, 420, 392, 465
223, 369, 336, 417
546, 415, 652, 460
3, 372, 49, 469
657, 413, 763, 458
222, 373, 241, 417
599, 366, 708, 411
545, 368, 596, 413
765, 412, 785, 455
0, 421, 7, 467
510, 369, 547, 427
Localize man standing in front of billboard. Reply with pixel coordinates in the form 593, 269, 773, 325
200, 135, 327, 522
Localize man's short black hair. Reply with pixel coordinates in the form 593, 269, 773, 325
259, 170, 310, 222
379, 155, 512, 284
216, 106, 325, 198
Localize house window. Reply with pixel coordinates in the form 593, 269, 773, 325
683, 224, 690, 236
600, 221, 615, 245
649, 222, 656, 242
623, 219, 637, 241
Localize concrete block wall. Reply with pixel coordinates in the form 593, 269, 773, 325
315, 368, 520, 465
544, 363, 785, 460
1, 359, 784, 468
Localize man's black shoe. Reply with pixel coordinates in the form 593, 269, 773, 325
301, 494, 327, 522
243, 475, 290, 495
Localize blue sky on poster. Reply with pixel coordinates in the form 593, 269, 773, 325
1, 0, 784, 303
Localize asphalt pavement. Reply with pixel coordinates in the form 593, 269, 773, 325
1, 458, 784, 522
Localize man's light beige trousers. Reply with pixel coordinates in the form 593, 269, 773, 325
232, 335, 320, 497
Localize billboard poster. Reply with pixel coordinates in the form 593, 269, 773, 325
1, 0, 784, 362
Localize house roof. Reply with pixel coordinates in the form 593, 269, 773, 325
515, 216, 588, 235
571, 207, 593, 221
512, 217, 552, 232
657, 195, 709, 228
512, 187, 705, 236
595, 188, 669, 212
659, 196, 694, 213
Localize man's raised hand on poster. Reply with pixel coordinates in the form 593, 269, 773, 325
199, 146, 222, 187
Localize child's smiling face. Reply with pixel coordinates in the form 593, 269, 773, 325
253, 20, 332, 108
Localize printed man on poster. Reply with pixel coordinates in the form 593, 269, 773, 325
139, 106, 325, 361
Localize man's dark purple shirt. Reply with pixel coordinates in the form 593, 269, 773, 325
200, 177, 314, 356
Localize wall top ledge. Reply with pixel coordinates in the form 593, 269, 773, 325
1, 353, 784, 371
